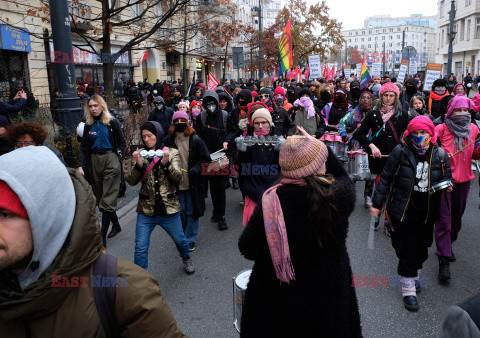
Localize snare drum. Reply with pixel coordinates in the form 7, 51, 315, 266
320, 133, 347, 161
429, 180, 453, 194
207, 152, 230, 172
347, 150, 370, 181
233, 269, 252, 333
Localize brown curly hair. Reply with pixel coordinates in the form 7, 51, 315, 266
6, 121, 48, 146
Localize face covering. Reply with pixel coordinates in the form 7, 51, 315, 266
411, 134, 431, 155
155, 103, 163, 110
434, 87, 446, 95
275, 97, 284, 107
175, 123, 188, 133
207, 104, 217, 113
287, 92, 295, 103
415, 108, 424, 114
321, 91, 332, 102
191, 109, 201, 119
449, 111, 471, 126
238, 99, 247, 108
406, 85, 417, 96
254, 128, 270, 136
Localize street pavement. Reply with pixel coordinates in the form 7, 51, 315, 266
107, 177, 480, 337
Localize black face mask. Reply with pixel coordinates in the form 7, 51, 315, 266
406, 85, 417, 96
175, 123, 188, 133
350, 88, 361, 99
275, 98, 284, 107
321, 91, 332, 102
238, 100, 247, 108
415, 108, 424, 114
287, 92, 295, 103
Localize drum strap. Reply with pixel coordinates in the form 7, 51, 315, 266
387, 119, 400, 144
141, 157, 160, 183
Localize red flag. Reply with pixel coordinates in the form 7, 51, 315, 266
137, 50, 148, 66
327, 64, 336, 81
323, 64, 330, 78
304, 65, 310, 80
207, 72, 220, 90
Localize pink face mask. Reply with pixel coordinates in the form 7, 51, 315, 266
191, 109, 201, 120
254, 128, 270, 136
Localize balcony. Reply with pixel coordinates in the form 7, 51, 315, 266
68, 0, 93, 30
156, 28, 176, 45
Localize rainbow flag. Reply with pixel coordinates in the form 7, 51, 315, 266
359, 62, 371, 89
278, 18, 293, 73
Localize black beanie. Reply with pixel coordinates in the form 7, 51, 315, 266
140, 122, 158, 138
432, 78, 447, 90
173, 85, 183, 94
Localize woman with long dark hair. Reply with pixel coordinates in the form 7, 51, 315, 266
78, 95, 126, 248
238, 127, 361, 337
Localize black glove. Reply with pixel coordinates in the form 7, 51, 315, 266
341, 134, 349, 143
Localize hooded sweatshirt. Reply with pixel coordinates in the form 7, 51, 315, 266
0, 146, 76, 291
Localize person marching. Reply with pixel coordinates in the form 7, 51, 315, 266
163, 112, 210, 252
236, 108, 284, 226
370, 116, 453, 311
238, 126, 362, 337
126, 121, 194, 274
353, 82, 409, 233
320, 88, 353, 133
78, 95, 126, 248
289, 88, 325, 138
339, 90, 376, 207
434, 95, 480, 281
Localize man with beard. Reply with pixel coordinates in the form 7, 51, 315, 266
195, 90, 237, 230
259, 88, 295, 137
348, 81, 361, 107
148, 96, 174, 133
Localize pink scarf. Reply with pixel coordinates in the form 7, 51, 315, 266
380, 104, 395, 123
262, 178, 307, 283
293, 97, 316, 119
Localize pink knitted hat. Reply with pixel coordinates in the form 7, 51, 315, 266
279, 136, 329, 179
379, 82, 399, 97
172, 111, 189, 122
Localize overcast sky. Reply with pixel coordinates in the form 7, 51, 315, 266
305, 0, 439, 30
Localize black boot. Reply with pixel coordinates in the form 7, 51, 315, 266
101, 212, 110, 248
232, 177, 239, 190
438, 256, 451, 281
107, 211, 121, 238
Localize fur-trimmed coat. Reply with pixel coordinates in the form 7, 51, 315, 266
238, 149, 362, 337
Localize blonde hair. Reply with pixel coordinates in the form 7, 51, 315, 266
84, 95, 113, 125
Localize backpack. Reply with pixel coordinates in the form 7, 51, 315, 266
93, 253, 121, 338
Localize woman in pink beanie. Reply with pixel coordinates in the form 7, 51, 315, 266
434, 94, 480, 281
353, 81, 409, 233
370, 116, 452, 311
238, 126, 362, 336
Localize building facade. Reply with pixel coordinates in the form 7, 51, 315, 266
364, 14, 437, 30
435, 0, 480, 78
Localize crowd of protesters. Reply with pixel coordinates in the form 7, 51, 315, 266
2, 69, 480, 337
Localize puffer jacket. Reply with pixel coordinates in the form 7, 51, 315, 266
372, 143, 452, 223
126, 148, 183, 216
0, 169, 185, 337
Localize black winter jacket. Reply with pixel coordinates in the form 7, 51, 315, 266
271, 106, 295, 137
148, 106, 174, 134
372, 143, 452, 223
238, 149, 362, 337
163, 133, 210, 219
353, 109, 408, 174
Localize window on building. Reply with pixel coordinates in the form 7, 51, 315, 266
476, 18, 480, 38
356, 31, 359, 35
349, 39, 351, 42
397, 35, 400, 39
453, 24, 459, 44
389, 35, 393, 40
383, 29, 386, 33
389, 43, 393, 47
369, 30, 372, 34
466, 0, 472, 6
467, 19, 471, 40
361, 45, 364, 49
132, 3, 140, 18
368, 44, 371, 48
349, 32, 352, 36
375, 36, 378, 41
362, 31, 365, 35
397, 28, 401, 32
368, 37, 371, 41
460, 19, 465, 41
390, 28, 393, 32
440, 0, 445, 18
382, 36, 385, 40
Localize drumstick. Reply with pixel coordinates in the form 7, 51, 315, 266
451, 137, 480, 156
210, 148, 225, 155
369, 155, 389, 157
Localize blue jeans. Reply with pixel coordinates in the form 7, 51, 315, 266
178, 190, 200, 244
134, 212, 190, 270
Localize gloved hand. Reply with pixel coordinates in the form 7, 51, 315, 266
274, 136, 286, 151
341, 134, 349, 143
235, 136, 248, 152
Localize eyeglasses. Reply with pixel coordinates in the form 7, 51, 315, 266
259, 94, 270, 99
253, 121, 270, 127
16, 141, 34, 148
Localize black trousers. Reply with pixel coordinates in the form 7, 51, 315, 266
208, 175, 227, 216
390, 215, 434, 277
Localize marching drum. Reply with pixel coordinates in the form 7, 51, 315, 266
207, 152, 230, 172
429, 180, 453, 194
347, 150, 370, 181
233, 269, 251, 333
320, 133, 347, 161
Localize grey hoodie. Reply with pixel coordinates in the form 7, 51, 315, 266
0, 146, 76, 291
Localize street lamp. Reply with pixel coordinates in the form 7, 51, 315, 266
447, 0, 456, 75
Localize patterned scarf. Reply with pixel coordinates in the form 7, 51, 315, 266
411, 134, 431, 155
445, 112, 471, 157
380, 104, 395, 123
262, 178, 307, 283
